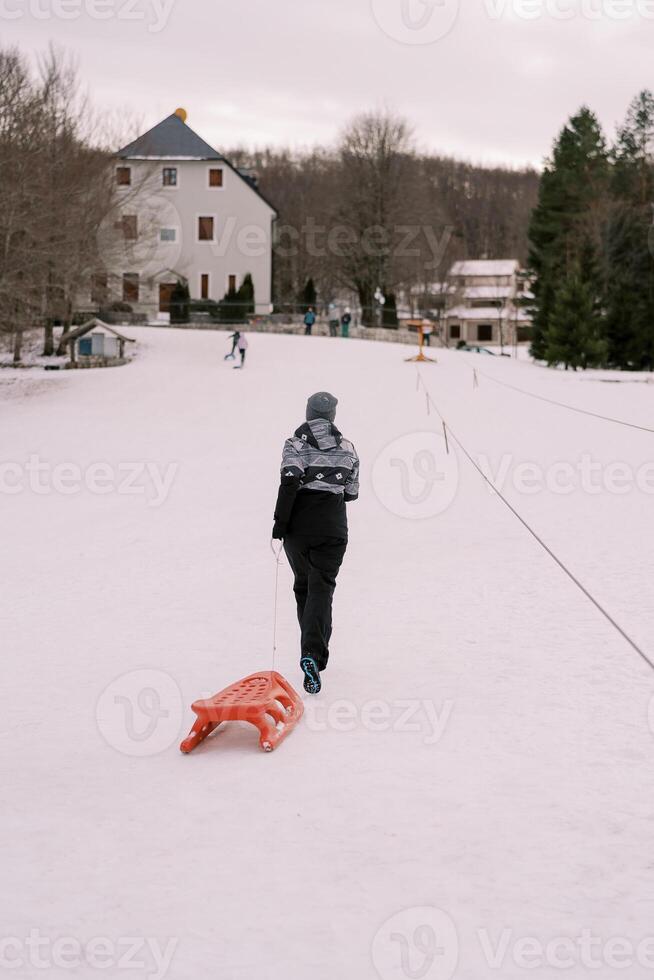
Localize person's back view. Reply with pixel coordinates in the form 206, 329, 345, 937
272, 392, 359, 694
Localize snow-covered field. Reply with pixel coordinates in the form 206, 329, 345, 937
3, 327, 654, 980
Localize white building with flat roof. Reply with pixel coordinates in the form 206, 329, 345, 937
91, 109, 277, 320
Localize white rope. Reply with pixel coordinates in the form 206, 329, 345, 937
270, 539, 284, 674
470, 364, 654, 434
416, 369, 654, 675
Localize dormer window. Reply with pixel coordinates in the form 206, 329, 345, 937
116, 166, 131, 186
163, 168, 178, 187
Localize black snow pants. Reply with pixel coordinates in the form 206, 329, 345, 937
283, 534, 347, 671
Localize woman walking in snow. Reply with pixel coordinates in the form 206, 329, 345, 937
272, 392, 359, 694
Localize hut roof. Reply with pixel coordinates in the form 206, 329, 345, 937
59, 319, 136, 348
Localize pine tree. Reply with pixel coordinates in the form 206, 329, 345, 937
170, 281, 190, 324
382, 291, 398, 327
605, 91, 654, 370
545, 273, 606, 370
301, 277, 317, 313
527, 108, 609, 360
238, 273, 255, 318
219, 273, 255, 323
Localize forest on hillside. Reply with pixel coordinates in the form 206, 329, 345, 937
227, 138, 540, 316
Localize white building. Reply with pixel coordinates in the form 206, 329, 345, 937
92, 109, 277, 319
444, 260, 531, 346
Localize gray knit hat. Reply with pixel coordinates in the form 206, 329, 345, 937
306, 391, 338, 423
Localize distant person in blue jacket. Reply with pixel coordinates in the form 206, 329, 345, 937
304, 308, 316, 335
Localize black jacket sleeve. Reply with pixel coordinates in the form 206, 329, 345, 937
274, 473, 302, 531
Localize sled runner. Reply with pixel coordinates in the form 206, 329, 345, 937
180, 671, 304, 754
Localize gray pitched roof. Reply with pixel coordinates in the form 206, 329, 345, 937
59, 318, 136, 346
118, 113, 222, 160
116, 112, 278, 214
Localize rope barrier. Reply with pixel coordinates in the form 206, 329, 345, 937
415, 369, 654, 675
270, 539, 284, 674
469, 364, 654, 434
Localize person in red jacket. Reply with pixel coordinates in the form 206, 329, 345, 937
272, 392, 359, 694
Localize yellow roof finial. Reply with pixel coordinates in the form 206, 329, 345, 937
174, 108, 188, 123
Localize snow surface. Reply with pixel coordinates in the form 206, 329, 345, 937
2, 329, 654, 980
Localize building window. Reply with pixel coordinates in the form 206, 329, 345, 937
116, 166, 131, 186
122, 215, 138, 240
123, 273, 140, 304
228, 274, 237, 293
201, 274, 210, 300
91, 272, 108, 305
209, 168, 223, 188
163, 168, 178, 187
198, 217, 215, 241
450, 324, 461, 340
160, 228, 177, 242
478, 324, 493, 342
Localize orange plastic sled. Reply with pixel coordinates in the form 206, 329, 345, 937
180, 671, 304, 754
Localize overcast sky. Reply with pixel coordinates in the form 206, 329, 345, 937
4, 0, 652, 167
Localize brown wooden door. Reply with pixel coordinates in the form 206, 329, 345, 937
159, 283, 176, 313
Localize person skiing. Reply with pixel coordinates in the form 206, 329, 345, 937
272, 392, 359, 694
341, 308, 352, 338
234, 333, 248, 369
225, 330, 240, 360
304, 307, 316, 335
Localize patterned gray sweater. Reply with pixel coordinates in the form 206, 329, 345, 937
274, 419, 360, 538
